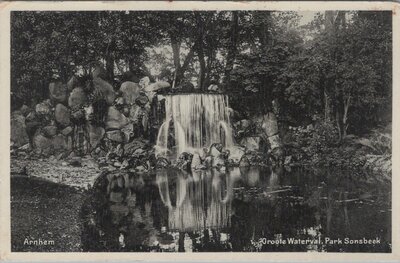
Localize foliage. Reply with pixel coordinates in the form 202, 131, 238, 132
11, 10, 392, 139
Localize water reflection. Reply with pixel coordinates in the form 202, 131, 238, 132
157, 169, 237, 232
81, 166, 391, 252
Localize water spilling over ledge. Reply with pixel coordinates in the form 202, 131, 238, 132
155, 94, 235, 157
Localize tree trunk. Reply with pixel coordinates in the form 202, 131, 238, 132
171, 41, 196, 88
197, 45, 206, 90
223, 11, 239, 87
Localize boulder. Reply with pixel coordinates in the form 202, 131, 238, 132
144, 81, 171, 93
120, 81, 141, 105
68, 87, 87, 108
240, 137, 262, 151
11, 113, 29, 147
61, 126, 73, 136
53, 134, 69, 152
213, 155, 226, 167
67, 75, 80, 92
268, 134, 282, 150
88, 125, 105, 148
33, 132, 68, 155
93, 77, 116, 105
35, 100, 51, 116
106, 130, 125, 143
191, 153, 202, 170
55, 103, 71, 127
42, 125, 58, 138
49, 81, 68, 104
139, 77, 150, 89
106, 106, 128, 130
209, 144, 223, 158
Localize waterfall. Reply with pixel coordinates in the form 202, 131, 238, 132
155, 94, 235, 157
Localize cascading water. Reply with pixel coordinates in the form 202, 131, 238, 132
155, 94, 235, 157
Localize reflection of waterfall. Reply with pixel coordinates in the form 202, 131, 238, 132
155, 94, 234, 156
157, 169, 236, 232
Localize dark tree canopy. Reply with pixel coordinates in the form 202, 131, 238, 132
11, 10, 392, 137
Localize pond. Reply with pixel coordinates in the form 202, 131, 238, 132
81, 166, 391, 252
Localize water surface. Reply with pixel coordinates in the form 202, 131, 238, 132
81, 167, 391, 252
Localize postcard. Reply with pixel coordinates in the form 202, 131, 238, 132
1, 1, 399, 261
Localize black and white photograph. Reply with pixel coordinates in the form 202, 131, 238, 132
2, 1, 398, 260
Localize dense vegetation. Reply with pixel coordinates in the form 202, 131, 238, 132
11, 10, 392, 140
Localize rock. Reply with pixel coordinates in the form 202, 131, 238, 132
120, 81, 141, 105
67, 75, 80, 92
209, 144, 222, 158
113, 161, 122, 167
69, 157, 82, 167
106, 130, 125, 143
262, 112, 279, 137
139, 77, 151, 89
55, 103, 71, 127
204, 156, 213, 168
52, 134, 70, 152
114, 96, 124, 106
33, 131, 69, 155
35, 100, 51, 116
88, 125, 105, 148
20, 105, 31, 117
11, 113, 29, 147
213, 155, 225, 167
207, 84, 219, 92
240, 137, 262, 151
49, 81, 68, 104
124, 140, 147, 155
61, 126, 73, 136
191, 153, 202, 170
135, 94, 149, 107
42, 125, 58, 137
93, 77, 116, 105
106, 106, 128, 130
239, 156, 250, 167
156, 157, 170, 169
68, 87, 87, 108
268, 134, 282, 150
144, 81, 171, 93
